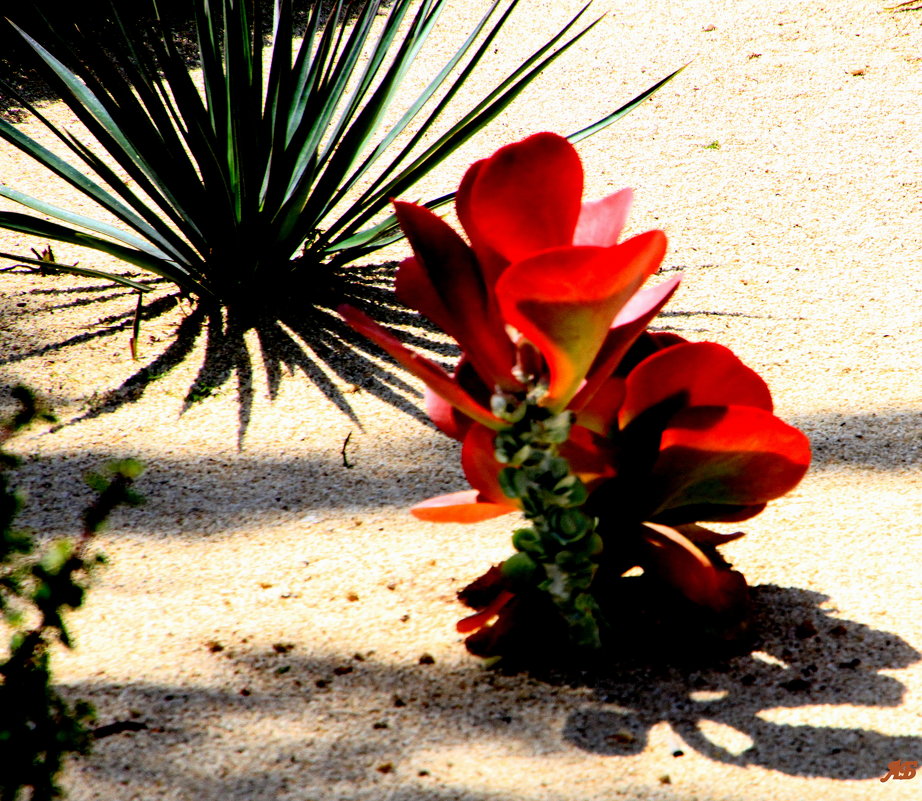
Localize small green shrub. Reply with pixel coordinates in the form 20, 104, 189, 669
0, 387, 143, 801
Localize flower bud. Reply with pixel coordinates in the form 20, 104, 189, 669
490, 392, 526, 423
501, 552, 539, 585
512, 526, 542, 556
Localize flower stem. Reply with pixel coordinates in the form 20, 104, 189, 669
491, 398, 605, 649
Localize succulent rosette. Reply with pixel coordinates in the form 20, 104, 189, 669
340, 132, 811, 660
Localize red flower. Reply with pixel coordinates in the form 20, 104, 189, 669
340, 131, 812, 656
455, 333, 812, 646
339, 131, 678, 436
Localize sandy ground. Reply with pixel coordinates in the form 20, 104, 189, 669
1, 1, 921, 799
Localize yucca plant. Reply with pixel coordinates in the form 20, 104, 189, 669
0, 0, 679, 429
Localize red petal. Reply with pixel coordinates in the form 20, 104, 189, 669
620, 342, 774, 429
674, 523, 746, 546
456, 159, 508, 287
650, 406, 812, 513
394, 202, 517, 389
425, 386, 469, 441
574, 376, 626, 436
394, 256, 453, 336
411, 490, 515, 523
467, 132, 583, 263
462, 424, 514, 505
497, 231, 667, 409
572, 275, 682, 414
338, 305, 503, 429
410, 424, 521, 523
456, 590, 514, 633
573, 188, 633, 247
639, 523, 748, 613
457, 564, 505, 608
559, 424, 618, 486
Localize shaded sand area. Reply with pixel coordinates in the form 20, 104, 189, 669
0, 1, 920, 799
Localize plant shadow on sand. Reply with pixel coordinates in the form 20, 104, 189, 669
555, 584, 920, 779
0, 262, 457, 447
64, 586, 918, 793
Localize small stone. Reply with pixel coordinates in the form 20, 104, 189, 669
392, 695, 407, 707
418, 653, 435, 665
659, 774, 672, 785
333, 665, 354, 676
376, 762, 394, 774
373, 721, 389, 729
205, 640, 224, 653
795, 620, 818, 639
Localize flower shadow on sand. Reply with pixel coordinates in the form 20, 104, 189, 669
558, 584, 920, 779
65, 584, 918, 794
59, 586, 922, 801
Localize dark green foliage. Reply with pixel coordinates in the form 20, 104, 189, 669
0, 1, 680, 432
0, 0, 653, 306
0, 387, 144, 801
